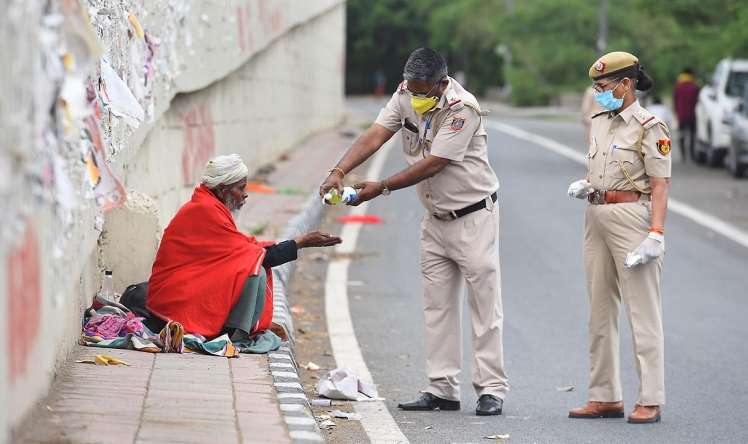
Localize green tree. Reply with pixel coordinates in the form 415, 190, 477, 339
345, 0, 748, 105
345, 0, 431, 94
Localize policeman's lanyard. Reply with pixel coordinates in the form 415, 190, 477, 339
421, 114, 433, 143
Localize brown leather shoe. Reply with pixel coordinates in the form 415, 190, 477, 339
568, 401, 624, 419
627, 404, 661, 424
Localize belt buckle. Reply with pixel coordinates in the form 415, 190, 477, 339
485, 194, 496, 212
432, 211, 457, 221
590, 189, 606, 205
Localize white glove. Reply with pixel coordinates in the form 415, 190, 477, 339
567, 179, 594, 199
624, 232, 665, 268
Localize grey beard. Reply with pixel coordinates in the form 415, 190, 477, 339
230, 208, 241, 220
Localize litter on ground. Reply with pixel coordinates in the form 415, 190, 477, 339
330, 410, 362, 421
316, 367, 379, 401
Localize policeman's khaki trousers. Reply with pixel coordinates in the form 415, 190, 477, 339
584, 201, 665, 406
420, 204, 509, 401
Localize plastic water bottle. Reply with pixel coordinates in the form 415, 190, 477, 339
323, 186, 358, 205
101, 270, 114, 302
340, 187, 358, 204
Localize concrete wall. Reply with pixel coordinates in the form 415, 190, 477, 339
0, 0, 345, 440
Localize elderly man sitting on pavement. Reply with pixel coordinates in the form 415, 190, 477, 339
146, 154, 341, 347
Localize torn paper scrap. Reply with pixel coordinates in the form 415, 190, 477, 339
127, 13, 145, 39
53, 154, 78, 210
317, 367, 379, 401
59, 77, 91, 126
556, 386, 575, 392
83, 116, 127, 211
305, 361, 320, 371
330, 410, 362, 421
61, 1, 102, 80
484, 434, 510, 441
100, 58, 144, 126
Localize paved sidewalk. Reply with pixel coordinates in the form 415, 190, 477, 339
17, 347, 284, 443
14, 110, 369, 444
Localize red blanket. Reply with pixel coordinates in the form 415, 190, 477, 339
147, 185, 274, 337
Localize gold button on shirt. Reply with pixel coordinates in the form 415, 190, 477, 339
587, 101, 671, 194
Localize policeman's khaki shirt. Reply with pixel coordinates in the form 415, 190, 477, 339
375, 77, 499, 214
587, 101, 671, 194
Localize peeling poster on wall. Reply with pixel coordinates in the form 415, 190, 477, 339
82, 115, 126, 211
99, 58, 145, 127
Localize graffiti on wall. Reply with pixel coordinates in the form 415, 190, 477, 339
237, 0, 284, 53
6, 222, 41, 383
181, 104, 216, 186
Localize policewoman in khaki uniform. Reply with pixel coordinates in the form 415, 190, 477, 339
567, 52, 671, 424
320, 48, 509, 416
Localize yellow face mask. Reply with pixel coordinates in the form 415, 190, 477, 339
410, 96, 439, 115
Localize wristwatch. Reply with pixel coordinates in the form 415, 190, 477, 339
380, 179, 391, 196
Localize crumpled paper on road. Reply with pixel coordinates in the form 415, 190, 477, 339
316, 367, 378, 401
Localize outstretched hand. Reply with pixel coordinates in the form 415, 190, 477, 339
294, 230, 342, 249
349, 181, 384, 206
319, 173, 344, 197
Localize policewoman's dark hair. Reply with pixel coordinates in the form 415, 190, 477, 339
611, 64, 653, 91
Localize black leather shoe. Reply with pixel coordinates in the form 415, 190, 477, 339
476, 394, 503, 416
397, 392, 460, 411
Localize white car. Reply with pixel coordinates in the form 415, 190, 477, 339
694, 59, 748, 166
724, 88, 748, 178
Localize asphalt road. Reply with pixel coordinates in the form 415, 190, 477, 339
341, 100, 748, 444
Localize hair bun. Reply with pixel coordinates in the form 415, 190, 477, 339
636, 66, 653, 91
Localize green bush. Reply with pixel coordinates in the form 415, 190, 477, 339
506, 68, 552, 106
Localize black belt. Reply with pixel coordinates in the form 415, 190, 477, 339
433, 192, 498, 221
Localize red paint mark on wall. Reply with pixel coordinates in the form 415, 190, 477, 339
236, 2, 253, 53
181, 104, 216, 186
7, 222, 41, 383
269, 8, 283, 34
258, 0, 268, 26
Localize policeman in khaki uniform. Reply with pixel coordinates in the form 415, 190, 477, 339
567, 52, 671, 424
320, 48, 509, 416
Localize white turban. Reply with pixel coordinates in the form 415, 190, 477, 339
200, 154, 249, 189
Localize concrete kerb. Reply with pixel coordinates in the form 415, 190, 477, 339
269, 193, 326, 443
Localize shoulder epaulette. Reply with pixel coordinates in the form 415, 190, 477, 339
445, 89, 464, 111
633, 107, 658, 129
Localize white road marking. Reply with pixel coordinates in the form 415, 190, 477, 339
485, 120, 748, 249
325, 137, 410, 444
